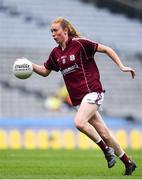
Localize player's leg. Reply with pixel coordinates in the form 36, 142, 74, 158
75, 102, 103, 143
74, 102, 116, 168
89, 112, 123, 156
89, 112, 137, 175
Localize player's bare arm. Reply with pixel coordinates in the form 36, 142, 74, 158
33, 63, 51, 77
97, 44, 135, 79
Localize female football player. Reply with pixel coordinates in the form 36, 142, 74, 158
32, 17, 137, 175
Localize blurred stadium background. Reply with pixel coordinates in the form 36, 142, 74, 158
0, 0, 142, 150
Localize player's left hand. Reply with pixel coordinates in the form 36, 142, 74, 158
121, 66, 136, 79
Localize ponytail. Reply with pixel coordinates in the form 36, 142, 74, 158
53, 17, 80, 38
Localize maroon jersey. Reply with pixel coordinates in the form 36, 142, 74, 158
44, 37, 103, 106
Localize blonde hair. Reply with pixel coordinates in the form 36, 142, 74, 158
53, 17, 80, 38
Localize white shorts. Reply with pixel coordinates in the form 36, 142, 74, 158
75, 92, 104, 111
82, 92, 104, 105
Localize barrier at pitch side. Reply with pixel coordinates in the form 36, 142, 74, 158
0, 117, 142, 149
0, 128, 141, 149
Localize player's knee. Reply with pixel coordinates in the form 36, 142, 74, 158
74, 118, 86, 130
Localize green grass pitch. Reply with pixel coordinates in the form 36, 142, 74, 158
0, 149, 141, 179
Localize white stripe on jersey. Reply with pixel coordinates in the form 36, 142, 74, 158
73, 39, 91, 93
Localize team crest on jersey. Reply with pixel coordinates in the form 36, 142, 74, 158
70, 54, 75, 61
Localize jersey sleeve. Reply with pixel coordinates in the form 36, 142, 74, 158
78, 38, 98, 56
44, 50, 59, 72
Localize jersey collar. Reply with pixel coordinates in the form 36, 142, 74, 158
66, 36, 73, 46
58, 36, 73, 50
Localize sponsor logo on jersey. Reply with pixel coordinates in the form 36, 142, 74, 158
61, 63, 79, 75
61, 55, 67, 64
62, 59, 66, 64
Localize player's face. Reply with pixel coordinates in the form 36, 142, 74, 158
51, 22, 68, 44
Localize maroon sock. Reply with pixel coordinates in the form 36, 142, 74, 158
96, 140, 109, 154
120, 153, 132, 167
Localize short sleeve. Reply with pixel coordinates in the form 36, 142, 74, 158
78, 38, 98, 56
44, 50, 59, 72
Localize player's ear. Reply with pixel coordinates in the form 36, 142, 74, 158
64, 27, 68, 35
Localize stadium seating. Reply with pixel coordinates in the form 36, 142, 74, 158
0, 0, 142, 52
0, 0, 142, 121
91, 0, 142, 20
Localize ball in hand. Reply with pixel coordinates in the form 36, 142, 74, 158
13, 58, 33, 79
